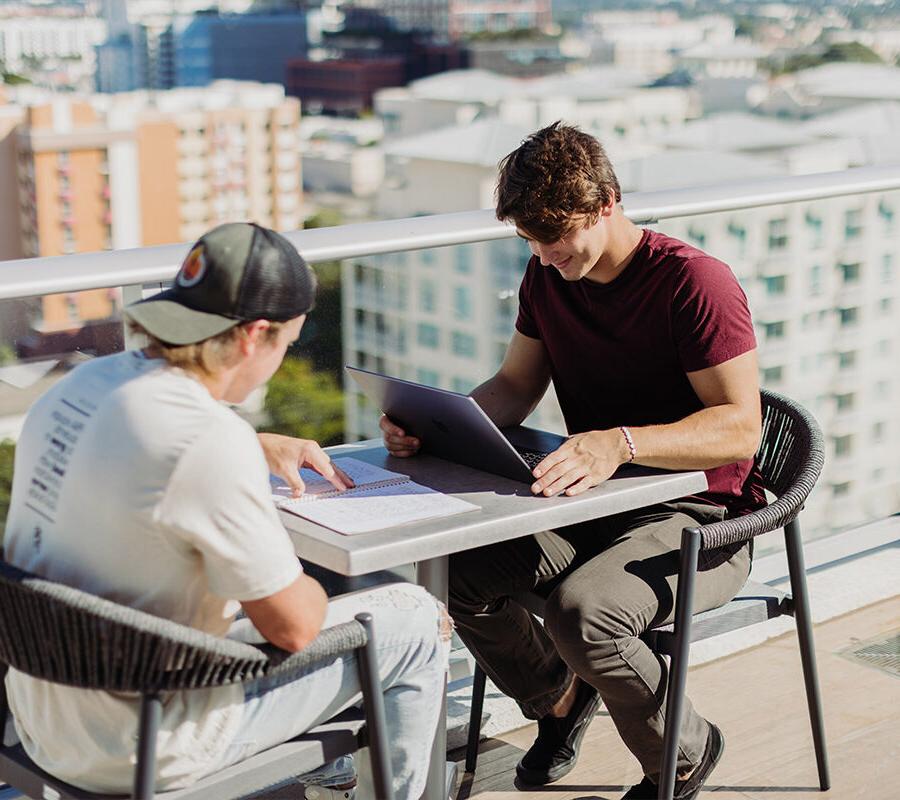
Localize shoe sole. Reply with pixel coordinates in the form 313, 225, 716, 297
674, 723, 725, 800
514, 692, 602, 786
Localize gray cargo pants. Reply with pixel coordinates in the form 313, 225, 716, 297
448, 501, 751, 778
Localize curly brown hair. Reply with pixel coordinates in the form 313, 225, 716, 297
495, 121, 622, 243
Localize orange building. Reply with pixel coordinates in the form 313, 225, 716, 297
4, 82, 303, 349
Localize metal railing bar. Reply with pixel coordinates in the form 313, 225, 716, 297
2, 164, 900, 302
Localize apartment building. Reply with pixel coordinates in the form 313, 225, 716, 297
1, 81, 302, 350
0, 9, 106, 89
375, 66, 697, 142
345, 102, 899, 540
352, 0, 552, 40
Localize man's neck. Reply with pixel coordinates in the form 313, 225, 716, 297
584, 214, 644, 285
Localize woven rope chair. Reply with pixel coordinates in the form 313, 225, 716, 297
0, 561, 394, 799
464, 389, 830, 800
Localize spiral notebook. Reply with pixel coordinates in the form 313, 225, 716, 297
272, 457, 479, 535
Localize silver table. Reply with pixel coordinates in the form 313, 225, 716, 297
279, 437, 708, 800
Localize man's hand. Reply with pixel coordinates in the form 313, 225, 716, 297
379, 415, 421, 458
257, 432, 353, 497
531, 429, 628, 497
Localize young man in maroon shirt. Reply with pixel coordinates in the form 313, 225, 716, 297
381, 123, 764, 799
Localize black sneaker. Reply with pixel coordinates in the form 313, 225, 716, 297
515, 679, 602, 786
621, 722, 725, 800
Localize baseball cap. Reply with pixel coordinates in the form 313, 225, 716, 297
126, 222, 317, 346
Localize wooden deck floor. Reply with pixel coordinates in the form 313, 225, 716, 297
450, 596, 899, 800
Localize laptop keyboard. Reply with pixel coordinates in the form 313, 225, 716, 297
517, 449, 550, 469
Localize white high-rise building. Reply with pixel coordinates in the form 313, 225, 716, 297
345, 95, 900, 541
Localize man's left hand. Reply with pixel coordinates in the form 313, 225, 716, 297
531, 429, 627, 497
257, 433, 354, 497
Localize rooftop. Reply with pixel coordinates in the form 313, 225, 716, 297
451, 596, 897, 800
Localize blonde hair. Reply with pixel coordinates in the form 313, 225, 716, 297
128, 320, 287, 376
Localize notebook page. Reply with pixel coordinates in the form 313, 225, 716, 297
271, 457, 408, 501
282, 480, 479, 535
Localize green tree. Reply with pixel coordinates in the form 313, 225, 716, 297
260, 356, 345, 446
0, 440, 15, 544
774, 41, 884, 75
298, 211, 344, 379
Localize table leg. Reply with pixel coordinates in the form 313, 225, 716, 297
416, 556, 458, 800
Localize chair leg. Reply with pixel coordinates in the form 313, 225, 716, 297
784, 519, 830, 791
355, 612, 395, 800
134, 693, 162, 800
658, 527, 700, 800
465, 664, 487, 773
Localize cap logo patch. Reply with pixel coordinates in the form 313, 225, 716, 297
177, 244, 207, 288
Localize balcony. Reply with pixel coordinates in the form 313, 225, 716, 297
0, 167, 898, 799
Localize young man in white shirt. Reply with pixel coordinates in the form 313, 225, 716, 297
4, 222, 450, 799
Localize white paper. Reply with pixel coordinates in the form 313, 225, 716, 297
279, 480, 479, 535
271, 457, 408, 501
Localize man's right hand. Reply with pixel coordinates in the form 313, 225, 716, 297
380, 415, 421, 458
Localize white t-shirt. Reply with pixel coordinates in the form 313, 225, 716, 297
3, 351, 302, 792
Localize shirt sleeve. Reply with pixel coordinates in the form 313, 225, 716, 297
671, 256, 757, 373
514, 257, 542, 340
157, 415, 302, 602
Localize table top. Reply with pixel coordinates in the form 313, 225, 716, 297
279, 437, 708, 576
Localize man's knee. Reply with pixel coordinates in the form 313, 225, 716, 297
447, 550, 497, 611
543, 582, 633, 649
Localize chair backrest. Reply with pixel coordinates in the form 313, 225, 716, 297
0, 561, 269, 692
757, 389, 826, 500
699, 390, 825, 551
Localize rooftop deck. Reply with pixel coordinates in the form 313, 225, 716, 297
450, 596, 898, 800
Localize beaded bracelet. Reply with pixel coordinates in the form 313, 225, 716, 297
619, 425, 636, 463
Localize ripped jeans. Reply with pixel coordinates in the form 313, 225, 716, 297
217, 583, 450, 800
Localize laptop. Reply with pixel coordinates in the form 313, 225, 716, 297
346, 365, 566, 484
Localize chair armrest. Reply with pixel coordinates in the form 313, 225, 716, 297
254, 619, 369, 682
699, 493, 808, 551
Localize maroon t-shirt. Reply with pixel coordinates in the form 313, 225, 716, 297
515, 228, 766, 515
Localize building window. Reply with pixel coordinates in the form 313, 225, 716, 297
876, 338, 891, 356
805, 210, 824, 248
878, 199, 894, 232
879, 297, 893, 315
452, 377, 475, 394
833, 435, 853, 457
451, 331, 477, 357
844, 208, 863, 240
809, 264, 823, 295
767, 218, 788, 251
687, 226, 706, 248
420, 280, 436, 313
838, 307, 859, 327
762, 321, 786, 340
417, 369, 439, 386
837, 351, 856, 370
453, 286, 473, 320
726, 220, 747, 257
417, 323, 440, 348
421, 248, 436, 267
763, 275, 787, 296
832, 481, 852, 497
761, 366, 783, 384
839, 262, 861, 283
454, 245, 472, 274
835, 393, 854, 412
872, 421, 886, 443
882, 254, 894, 284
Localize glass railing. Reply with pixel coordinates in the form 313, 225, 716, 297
2, 166, 899, 555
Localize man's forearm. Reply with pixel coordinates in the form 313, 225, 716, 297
628, 403, 760, 470
471, 372, 543, 429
